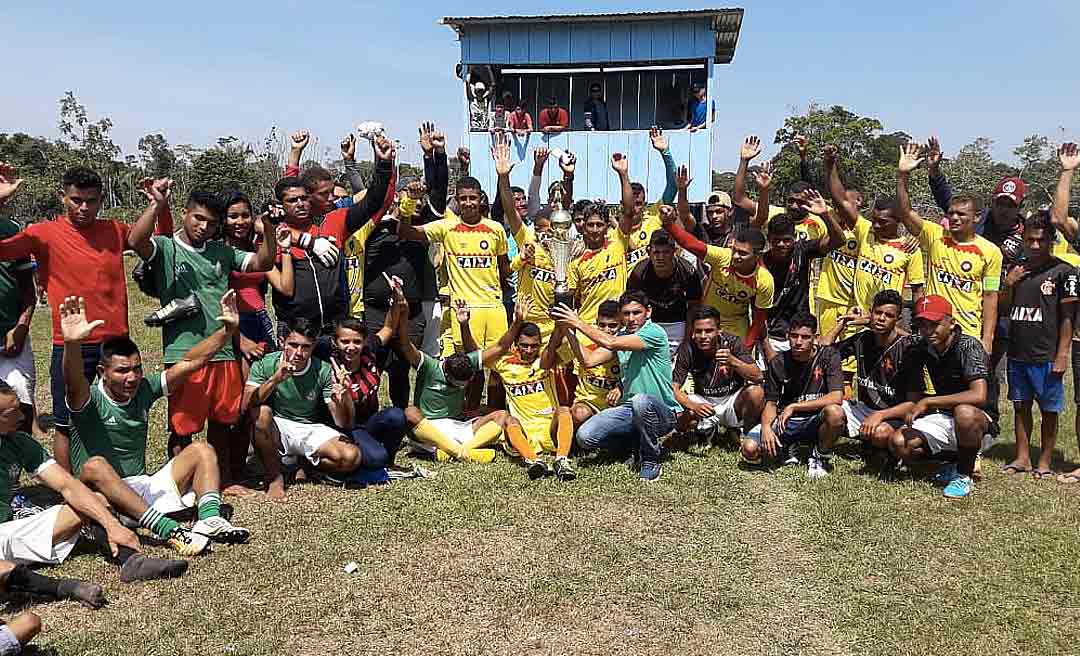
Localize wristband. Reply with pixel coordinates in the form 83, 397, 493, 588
297, 232, 314, 251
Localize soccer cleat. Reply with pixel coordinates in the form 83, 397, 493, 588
639, 460, 663, 482
192, 516, 251, 545
931, 463, 959, 486
943, 475, 974, 499
144, 293, 201, 327
119, 554, 189, 583
166, 527, 210, 556
553, 457, 577, 482
526, 460, 549, 480
782, 443, 800, 467
807, 451, 831, 480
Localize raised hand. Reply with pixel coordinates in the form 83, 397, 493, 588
454, 299, 471, 324
1004, 265, 1027, 289
275, 224, 293, 249
675, 165, 692, 191
1059, 142, 1080, 171
331, 357, 352, 386
0, 163, 25, 205
373, 135, 395, 162
405, 179, 427, 200
216, 289, 240, 334
491, 132, 515, 177
521, 241, 536, 265
740, 135, 762, 162
650, 126, 668, 152
534, 145, 550, 166
457, 147, 471, 170
418, 121, 435, 155
794, 134, 809, 158
611, 153, 628, 175
752, 162, 772, 190
559, 151, 577, 176
926, 137, 943, 170
431, 128, 446, 153
659, 204, 676, 227
60, 296, 104, 343
798, 189, 829, 216
514, 295, 533, 324
340, 134, 356, 161
822, 144, 839, 168
898, 143, 924, 174
290, 130, 310, 152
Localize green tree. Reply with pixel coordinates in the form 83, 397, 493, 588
137, 133, 177, 178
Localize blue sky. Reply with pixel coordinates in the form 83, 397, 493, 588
1, 1, 1077, 170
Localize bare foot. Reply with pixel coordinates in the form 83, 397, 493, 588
1001, 460, 1031, 476
267, 480, 287, 502
223, 483, 256, 497
1056, 468, 1080, 484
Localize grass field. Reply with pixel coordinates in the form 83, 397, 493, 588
8, 267, 1080, 655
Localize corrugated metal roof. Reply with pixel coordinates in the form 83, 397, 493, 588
442, 9, 744, 63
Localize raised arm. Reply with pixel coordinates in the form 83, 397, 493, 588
896, 143, 926, 238
127, 178, 171, 259
675, 165, 695, 232
0, 163, 25, 210
823, 145, 859, 228
662, 206, 708, 260
395, 279, 422, 368
59, 297, 103, 417
342, 136, 367, 195
650, 127, 677, 204
526, 146, 547, 218
1052, 143, 1079, 242
795, 135, 813, 187
552, 304, 646, 352
164, 291, 240, 391
539, 322, 565, 371
286, 130, 309, 177
344, 136, 396, 234
801, 190, 844, 253
492, 133, 524, 238
563, 326, 614, 369
481, 297, 531, 366
751, 163, 773, 231
612, 154, 636, 233
732, 135, 763, 214
925, 136, 953, 214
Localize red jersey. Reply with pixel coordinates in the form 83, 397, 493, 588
0, 217, 131, 344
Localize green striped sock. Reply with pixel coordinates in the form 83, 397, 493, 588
197, 491, 222, 521
139, 507, 180, 539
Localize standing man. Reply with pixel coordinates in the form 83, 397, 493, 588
814, 146, 869, 339
891, 296, 992, 499
554, 291, 680, 482
583, 83, 610, 131
0, 166, 162, 470
0, 165, 37, 439
627, 229, 704, 354
613, 130, 679, 269
539, 96, 569, 134
998, 215, 1077, 479
567, 202, 628, 325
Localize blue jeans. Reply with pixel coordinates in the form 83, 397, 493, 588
348, 408, 407, 469
50, 343, 101, 433
576, 394, 675, 463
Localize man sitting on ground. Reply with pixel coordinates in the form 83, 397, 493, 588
755, 313, 845, 478
62, 294, 250, 554
568, 300, 623, 429
890, 296, 993, 499
673, 307, 764, 446
554, 291, 680, 482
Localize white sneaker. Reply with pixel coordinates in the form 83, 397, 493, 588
807, 451, 830, 480
192, 516, 251, 545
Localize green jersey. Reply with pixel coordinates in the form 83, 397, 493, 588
69, 373, 166, 478
247, 353, 333, 424
0, 218, 33, 338
414, 350, 479, 420
149, 235, 250, 364
0, 431, 52, 523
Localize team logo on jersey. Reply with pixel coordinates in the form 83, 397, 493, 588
456, 255, 493, 268
813, 366, 823, 380
307, 391, 317, 401
638, 230, 647, 241
858, 258, 894, 285
586, 268, 619, 286
829, 251, 856, 269
507, 380, 546, 396
479, 240, 490, 250
846, 239, 857, 251
883, 254, 895, 265
105, 416, 119, 426
1002, 181, 1017, 194
960, 261, 973, 272
934, 270, 974, 293
1041, 278, 1056, 296
584, 375, 617, 390
1011, 306, 1043, 322
738, 290, 749, 299
626, 247, 648, 265
530, 268, 555, 284
881, 356, 894, 376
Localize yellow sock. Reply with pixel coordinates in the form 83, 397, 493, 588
414, 419, 464, 460
556, 411, 573, 458
436, 448, 495, 463
463, 421, 503, 450
506, 424, 538, 461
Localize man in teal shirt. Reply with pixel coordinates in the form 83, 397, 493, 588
553, 291, 678, 482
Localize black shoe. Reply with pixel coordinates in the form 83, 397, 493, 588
554, 457, 577, 482
144, 294, 200, 327
526, 460, 549, 480
119, 554, 189, 583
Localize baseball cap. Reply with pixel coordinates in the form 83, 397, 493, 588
706, 190, 733, 208
914, 295, 953, 322
993, 177, 1027, 204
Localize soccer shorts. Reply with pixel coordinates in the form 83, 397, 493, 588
503, 416, 556, 455
687, 392, 742, 431
909, 411, 991, 454
842, 400, 904, 438
441, 306, 509, 356
167, 360, 244, 435
747, 412, 821, 446
0, 340, 34, 406
123, 460, 196, 515
274, 416, 344, 466
1007, 359, 1065, 413
0, 505, 78, 565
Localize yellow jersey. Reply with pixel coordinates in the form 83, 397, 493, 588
494, 353, 558, 448
513, 226, 557, 327
568, 238, 627, 324
574, 342, 621, 410
815, 217, 868, 305
702, 245, 775, 337
918, 221, 1003, 338
617, 207, 663, 269
764, 205, 827, 242
852, 229, 925, 312
423, 211, 507, 308
342, 220, 379, 318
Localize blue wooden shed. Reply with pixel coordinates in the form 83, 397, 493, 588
442, 8, 744, 204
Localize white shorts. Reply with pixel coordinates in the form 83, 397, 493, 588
0, 505, 78, 565
657, 321, 685, 356
0, 340, 34, 406
0, 626, 19, 656
123, 460, 196, 515
688, 392, 741, 431
842, 401, 876, 437
408, 417, 475, 454
910, 411, 992, 454
274, 416, 343, 466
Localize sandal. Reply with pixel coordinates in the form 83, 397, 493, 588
1001, 463, 1031, 476
1032, 469, 1055, 481
1056, 472, 1080, 485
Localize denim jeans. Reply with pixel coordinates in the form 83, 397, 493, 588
50, 342, 101, 433
348, 407, 407, 469
576, 394, 675, 463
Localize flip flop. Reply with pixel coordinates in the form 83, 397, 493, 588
1056, 472, 1080, 485
1001, 464, 1031, 476
1032, 469, 1055, 481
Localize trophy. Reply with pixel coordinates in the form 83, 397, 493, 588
548, 182, 576, 310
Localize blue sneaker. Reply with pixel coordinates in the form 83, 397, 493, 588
931, 463, 958, 485
639, 461, 663, 483
943, 475, 974, 499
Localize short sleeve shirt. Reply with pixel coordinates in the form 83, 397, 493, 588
616, 211, 664, 269
918, 222, 1003, 339
423, 212, 507, 308
149, 236, 250, 363
702, 245, 775, 338
493, 354, 558, 428
0, 218, 33, 338
247, 353, 333, 424
852, 231, 925, 312
764, 347, 843, 415
1006, 259, 1079, 362
627, 257, 704, 324
618, 321, 680, 412
0, 432, 52, 523
673, 333, 754, 399
815, 217, 869, 305
908, 331, 992, 415
833, 332, 922, 410
568, 239, 627, 324
70, 373, 166, 478
414, 350, 481, 420
514, 226, 558, 327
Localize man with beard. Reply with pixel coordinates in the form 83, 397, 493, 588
672, 307, 764, 449
820, 290, 923, 473
627, 230, 704, 354
733, 135, 825, 243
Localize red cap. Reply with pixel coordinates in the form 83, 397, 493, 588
993, 177, 1027, 204
914, 295, 953, 322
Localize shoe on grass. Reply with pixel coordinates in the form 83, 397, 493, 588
553, 457, 576, 482
782, 443, 800, 467
932, 463, 959, 486
526, 460, 549, 480
193, 516, 250, 545
167, 527, 210, 557
639, 460, 662, 482
943, 475, 974, 499
807, 449, 831, 480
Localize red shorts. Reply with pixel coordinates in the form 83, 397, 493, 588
167, 360, 243, 435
